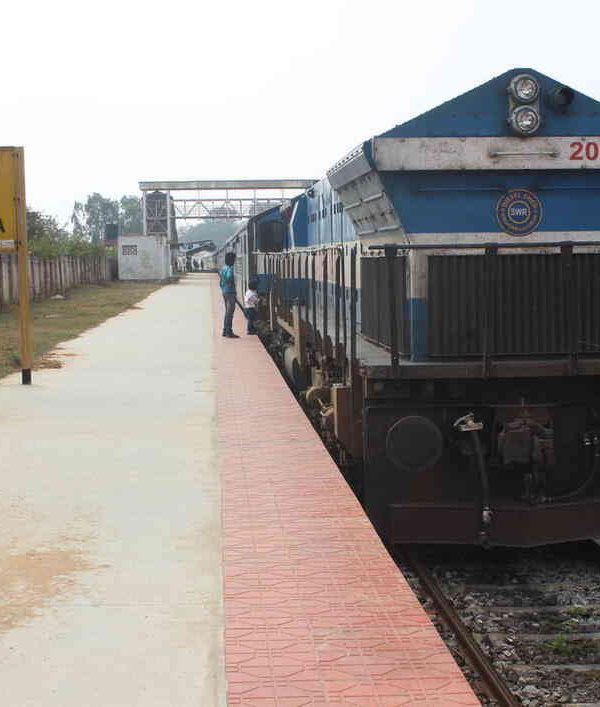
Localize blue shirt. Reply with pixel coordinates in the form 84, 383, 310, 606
219, 265, 236, 294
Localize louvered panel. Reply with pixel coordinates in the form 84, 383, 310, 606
428, 253, 600, 356
360, 257, 407, 353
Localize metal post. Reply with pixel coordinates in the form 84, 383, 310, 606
408, 250, 427, 361
142, 193, 147, 235
166, 190, 171, 239
350, 246, 357, 374
561, 244, 578, 374
323, 252, 329, 356
341, 247, 348, 382
334, 252, 340, 358
14, 148, 32, 384
385, 245, 399, 370
165, 190, 173, 277
482, 246, 497, 378
303, 253, 309, 338
312, 252, 317, 348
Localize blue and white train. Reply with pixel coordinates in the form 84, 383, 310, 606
214, 68, 600, 546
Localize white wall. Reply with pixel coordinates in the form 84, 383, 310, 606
118, 235, 171, 280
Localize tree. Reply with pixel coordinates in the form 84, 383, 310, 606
119, 195, 142, 234
27, 209, 69, 257
71, 193, 119, 243
27, 208, 106, 257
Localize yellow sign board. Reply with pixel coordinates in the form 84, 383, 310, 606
0, 148, 17, 252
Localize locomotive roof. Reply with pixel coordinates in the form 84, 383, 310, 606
378, 68, 600, 139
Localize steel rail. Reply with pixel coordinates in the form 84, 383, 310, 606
396, 547, 520, 707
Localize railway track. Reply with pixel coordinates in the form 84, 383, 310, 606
397, 547, 519, 706
397, 543, 600, 706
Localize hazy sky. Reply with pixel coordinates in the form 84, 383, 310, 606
3, 0, 600, 226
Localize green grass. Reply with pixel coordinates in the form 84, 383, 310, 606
546, 634, 575, 655
565, 605, 589, 617
0, 281, 163, 379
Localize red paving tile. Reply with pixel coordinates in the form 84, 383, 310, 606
213, 278, 480, 706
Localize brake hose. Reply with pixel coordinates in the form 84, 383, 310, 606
454, 413, 492, 545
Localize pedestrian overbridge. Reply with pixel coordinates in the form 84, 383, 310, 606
138, 179, 316, 238
120, 179, 315, 280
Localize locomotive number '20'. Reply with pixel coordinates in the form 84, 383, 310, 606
570, 141, 600, 161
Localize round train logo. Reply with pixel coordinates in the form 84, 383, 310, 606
496, 189, 543, 236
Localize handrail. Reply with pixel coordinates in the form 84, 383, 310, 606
368, 240, 600, 251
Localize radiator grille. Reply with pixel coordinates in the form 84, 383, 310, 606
361, 257, 407, 353
429, 253, 600, 356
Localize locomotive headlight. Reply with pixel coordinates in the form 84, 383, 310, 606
510, 74, 540, 103
510, 106, 541, 135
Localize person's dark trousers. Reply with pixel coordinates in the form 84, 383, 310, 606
245, 307, 257, 334
222, 293, 237, 335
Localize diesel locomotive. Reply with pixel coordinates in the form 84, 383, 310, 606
214, 68, 600, 546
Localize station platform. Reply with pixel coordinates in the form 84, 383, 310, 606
213, 277, 478, 706
0, 274, 478, 706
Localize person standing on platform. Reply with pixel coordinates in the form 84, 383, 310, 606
220, 252, 239, 338
244, 278, 260, 334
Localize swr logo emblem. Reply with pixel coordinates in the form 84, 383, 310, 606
496, 189, 542, 236
509, 206, 528, 217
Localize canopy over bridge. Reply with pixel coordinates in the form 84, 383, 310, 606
139, 180, 316, 240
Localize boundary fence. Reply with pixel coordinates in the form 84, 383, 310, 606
0, 254, 117, 305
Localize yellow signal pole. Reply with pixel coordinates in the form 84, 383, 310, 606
0, 146, 32, 384
14, 148, 32, 384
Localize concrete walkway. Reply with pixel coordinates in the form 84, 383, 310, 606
0, 276, 225, 706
